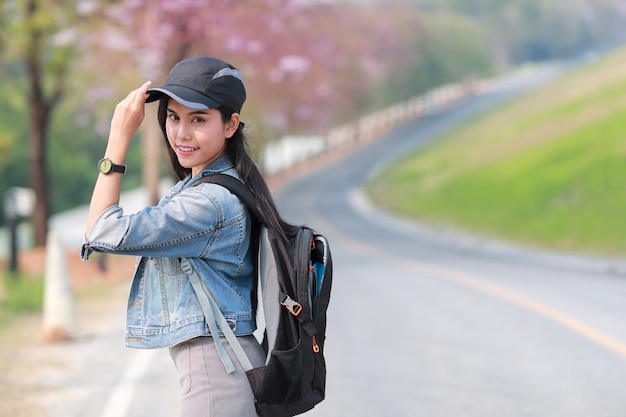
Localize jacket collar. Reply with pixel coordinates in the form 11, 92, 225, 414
171, 155, 235, 194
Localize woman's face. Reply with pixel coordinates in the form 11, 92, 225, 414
165, 99, 239, 177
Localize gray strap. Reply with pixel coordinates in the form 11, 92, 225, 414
181, 258, 253, 373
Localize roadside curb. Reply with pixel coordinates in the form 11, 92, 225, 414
349, 187, 626, 277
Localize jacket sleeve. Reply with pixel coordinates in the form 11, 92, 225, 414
81, 184, 239, 260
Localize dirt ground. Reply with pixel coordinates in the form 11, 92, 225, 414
0, 249, 136, 417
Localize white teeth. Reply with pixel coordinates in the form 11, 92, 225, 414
179, 146, 197, 152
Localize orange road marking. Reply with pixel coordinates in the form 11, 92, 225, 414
318, 213, 626, 360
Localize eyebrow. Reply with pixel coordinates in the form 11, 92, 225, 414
166, 107, 211, 116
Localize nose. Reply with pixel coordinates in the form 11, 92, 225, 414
175, 122, 192, 141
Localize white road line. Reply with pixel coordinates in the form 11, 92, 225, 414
100, 349, 158, 417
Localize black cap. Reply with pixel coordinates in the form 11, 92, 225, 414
146, 56, 246, 113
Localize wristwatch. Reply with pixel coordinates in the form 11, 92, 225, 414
98, 157, 126, 175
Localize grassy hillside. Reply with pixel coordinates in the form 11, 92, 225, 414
367, 47, 626, 256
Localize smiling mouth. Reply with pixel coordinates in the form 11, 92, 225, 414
177, 146, 198, 153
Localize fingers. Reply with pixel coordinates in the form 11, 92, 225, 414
136, 80, 152, 100
137, 81, 152, 106
125, 81, 152, 112
109, 81, 152, 141
123, 80, 151, 105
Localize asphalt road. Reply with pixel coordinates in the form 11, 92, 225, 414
31, 61, 626, 417
272, 69, 626, 416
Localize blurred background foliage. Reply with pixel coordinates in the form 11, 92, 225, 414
1, 0, 625, 237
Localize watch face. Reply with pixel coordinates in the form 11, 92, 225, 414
99, 158, 112, 173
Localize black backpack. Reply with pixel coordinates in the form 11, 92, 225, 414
181, 174, 333, 417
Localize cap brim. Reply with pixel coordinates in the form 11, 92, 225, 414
146, 86, 221, 110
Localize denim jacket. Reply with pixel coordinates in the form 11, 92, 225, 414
81, 156, 256, 348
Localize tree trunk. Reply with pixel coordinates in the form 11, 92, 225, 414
26, 0, 51, 247
27, 53, 51, 247
142, 104, 161, 206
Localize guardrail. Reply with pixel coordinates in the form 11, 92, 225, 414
259, 65, 550, 176
261, 78, 481, 175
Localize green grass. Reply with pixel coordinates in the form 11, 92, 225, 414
0, 270, 44, 340
367, 47, 626, 256
0, 272, 44, 317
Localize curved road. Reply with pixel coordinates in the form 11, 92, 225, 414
33, 62, 626, 417
273, 69, 626, 417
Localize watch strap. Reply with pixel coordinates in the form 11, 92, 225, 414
110, 163, 127, 174
98, 157, 127, 175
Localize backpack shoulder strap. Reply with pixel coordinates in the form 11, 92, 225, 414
193, 173, 263, 313
181, 258, 253, 373
184, 174, 261, 373
193, 174, 263, 223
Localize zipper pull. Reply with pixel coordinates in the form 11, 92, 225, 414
312, 335, 320, 353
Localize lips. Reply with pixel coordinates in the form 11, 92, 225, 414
177, 145, 198, 155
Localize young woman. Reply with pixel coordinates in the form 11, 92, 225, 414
82, 56, 291, 417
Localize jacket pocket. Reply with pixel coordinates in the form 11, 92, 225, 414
152, 256, 182, 277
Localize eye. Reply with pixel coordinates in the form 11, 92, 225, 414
192, 116, 205, 123
167, 112, 179, 121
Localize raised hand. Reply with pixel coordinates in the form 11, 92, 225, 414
109, 80, 152, 146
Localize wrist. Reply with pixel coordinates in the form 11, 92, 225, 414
106, 131, 132, 154
103, 144, 128, 165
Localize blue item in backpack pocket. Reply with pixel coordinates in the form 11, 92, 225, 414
311, 235, 328, 319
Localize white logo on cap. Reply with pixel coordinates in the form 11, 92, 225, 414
213, 68, 245, 86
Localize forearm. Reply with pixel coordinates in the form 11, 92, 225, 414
85, 80, 151, 239
85, 141, 130, 238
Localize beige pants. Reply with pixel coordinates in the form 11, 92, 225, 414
170, 335, 265, 417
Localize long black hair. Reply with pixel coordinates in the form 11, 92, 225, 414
157, 98, 297, 239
